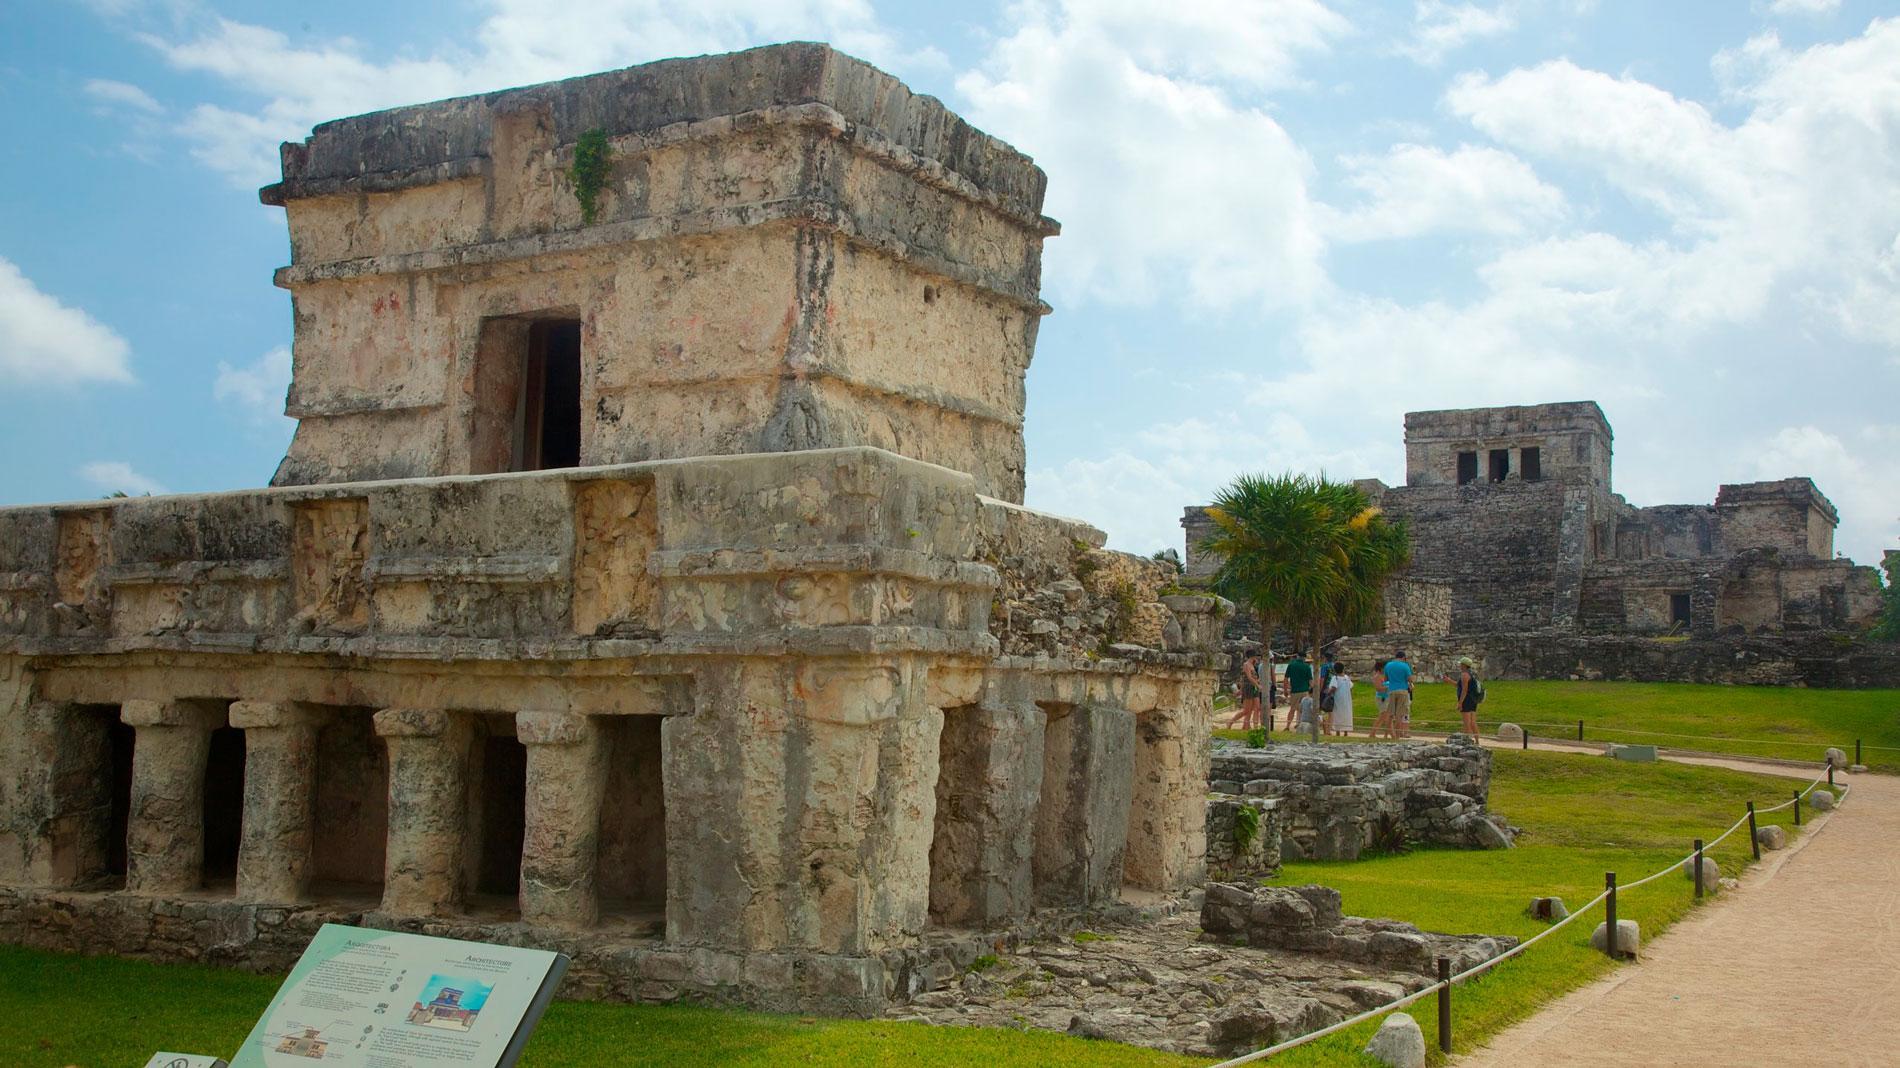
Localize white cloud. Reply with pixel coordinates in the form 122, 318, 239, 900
1400, 1, 1516, 65
1325, 143, 1565, 241
958, 0, 1344, 308
214, 345, 292, 424
0, 257, 134, 386
79, 460, 169, 497
83, 77, 162, 113
1751, 425, 1900, 566
1766, 0, 1840, 16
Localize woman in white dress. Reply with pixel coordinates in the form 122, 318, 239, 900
1325, 667, 1355, 736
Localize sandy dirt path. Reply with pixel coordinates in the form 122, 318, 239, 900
1458, 769, 1899, 1067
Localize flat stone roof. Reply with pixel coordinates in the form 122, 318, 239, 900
260, 41, 1048, 221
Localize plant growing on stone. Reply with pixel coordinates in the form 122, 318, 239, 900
1232, 803, 1260, 848
1246, 727, 1267, 748
1872, 554, 1900, 641
568, 128, 614, 225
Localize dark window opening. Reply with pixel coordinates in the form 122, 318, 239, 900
598, 716, 668, 932
1488, 448, 1510, 483
472, 728, 527, 903
105, 717, 133, 881
519, 320, 582, 471
1521, 447, 1542, 482
1670, 593, 1692, 628
310, 710, 387, 903
201, 725, 246, 892
1456, 451, 1478, 485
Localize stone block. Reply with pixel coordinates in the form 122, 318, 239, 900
1591, 919, 1640, 956
1496, 722, 1523, 743
1364, 1012, 1427, 1068
1755, 825, 1787, 850
1681, 855, 1722, 893
1609, 744, 1657, 762
1807, 789, 1835, 811
1032, 704, 1135, 908
1526, 896, 1568, 921
1825, 747, 1847, 769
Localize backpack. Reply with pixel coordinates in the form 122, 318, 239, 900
1473, 678, 1486, 704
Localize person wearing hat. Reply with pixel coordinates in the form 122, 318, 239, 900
1454, 656, 1482, 736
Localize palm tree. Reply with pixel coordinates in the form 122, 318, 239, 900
1198, 473, 1410, 658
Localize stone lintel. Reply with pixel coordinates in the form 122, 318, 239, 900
228, 699, 330, 730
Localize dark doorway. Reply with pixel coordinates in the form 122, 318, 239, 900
519, 320, 582, 470
1456, 451, 1478, 485
473, 729, 528, 900
1521, 446, 1542, 482
202, 725, 246, 891
105, 717, 133, 881
598, 716, 668, 930
1488, 448, 1510, 482
311, 710, 388, 902
1670, 592, 1692, 628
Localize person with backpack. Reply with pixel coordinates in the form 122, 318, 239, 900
1455, 656, 1483, 736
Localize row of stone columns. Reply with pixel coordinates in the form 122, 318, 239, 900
39, 698, 622, 929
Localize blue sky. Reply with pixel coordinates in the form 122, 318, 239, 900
1, 0, 1896, 567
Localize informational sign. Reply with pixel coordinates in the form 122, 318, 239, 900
228, 924, 568, 1068
143, 1056, 228, 1068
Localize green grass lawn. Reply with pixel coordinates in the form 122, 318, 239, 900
1217, 679, 1900, 770
0, 735, 1833, 1067
1254, 748, 1815, 1065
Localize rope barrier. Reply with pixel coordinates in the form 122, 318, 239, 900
1203, 766, 1846, 1065
1405, 718, 1895, 753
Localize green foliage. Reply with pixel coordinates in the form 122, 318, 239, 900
967, 954, 1000, 973
1071, 540, 1102, 582
1872, 554, 1900, 641
1197, 472, 1410, 651
1071, 930, 1113, 943
1150, 547, 1183, 574
1245, 726, 1267, 748
1231, 803, 1260, 848
568, 128, 614, 225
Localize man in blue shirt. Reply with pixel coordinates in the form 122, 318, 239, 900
1384, 651, 1413, 737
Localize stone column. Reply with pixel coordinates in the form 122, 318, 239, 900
122, 698, 225, 895
663, 657, 940, 954
373, 708, 470, 917
516, 710, 608, 927
18, 699, 113, 887
1124, 689, 1212, 892
928, 700, 1045, 926
1032, 703, 1136, 908
230, 701, 325, 904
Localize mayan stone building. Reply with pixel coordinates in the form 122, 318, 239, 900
1186, 402, 1893, 684
0, 43, 1228, 1012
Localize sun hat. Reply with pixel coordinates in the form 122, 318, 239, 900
1458, 656, 1474, 667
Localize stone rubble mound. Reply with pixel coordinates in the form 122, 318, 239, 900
1209, 737, 1516, 859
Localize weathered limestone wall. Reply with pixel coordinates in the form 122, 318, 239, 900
0, 445, 1228, 1011
265, 43, 1054, 503
1207, 739, 1511, 860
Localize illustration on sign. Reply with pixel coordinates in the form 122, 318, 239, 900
228, 924, 566, 1068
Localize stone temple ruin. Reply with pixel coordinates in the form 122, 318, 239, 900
1186, 401, 1897, 685
0, 44, 1235, 1013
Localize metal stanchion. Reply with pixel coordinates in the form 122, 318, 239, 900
1578, 719, 1584, 741
1604, 872, 1619, 959
1522, 729, 1529, 750
1747, 802, 1760, 862
1437, 957, 1452, 1054
1693, 839, 1704, 900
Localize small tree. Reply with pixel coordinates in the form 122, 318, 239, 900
1873, 553, 1900, 642
1198, 473, 1410, 658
